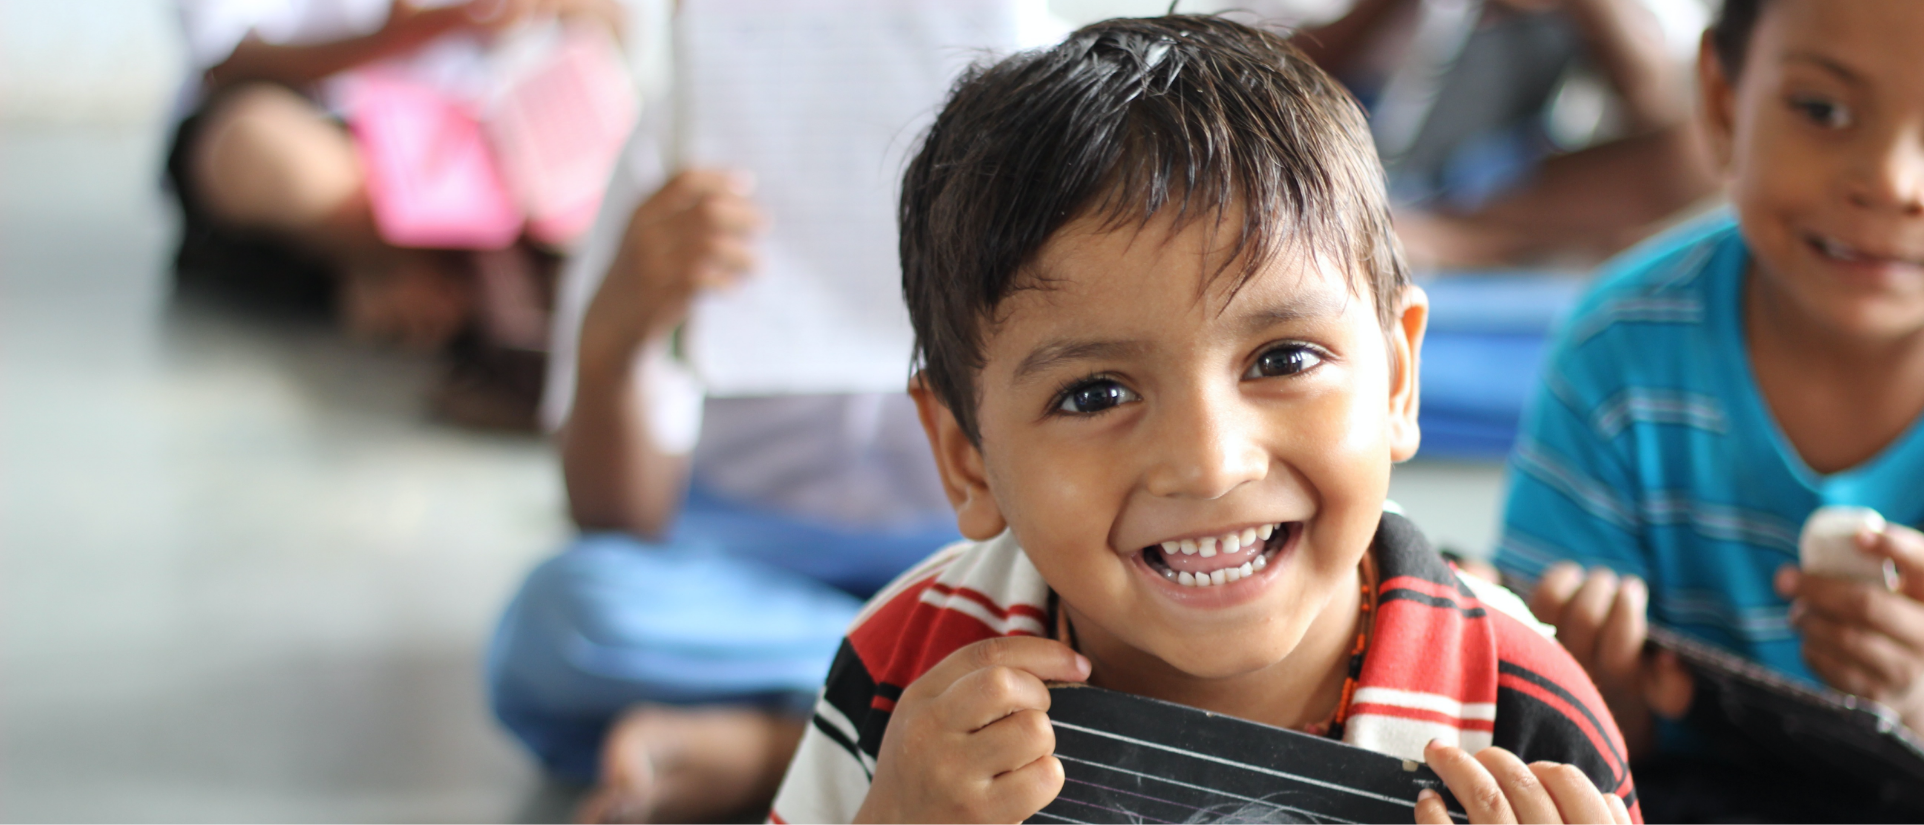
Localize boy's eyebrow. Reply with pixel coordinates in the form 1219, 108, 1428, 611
1784, 51, 1865, 86
1237, 292, 1347, 337
1013, 339, 1149, 384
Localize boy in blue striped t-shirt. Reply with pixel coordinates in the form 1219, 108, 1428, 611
1497, 0, 1924, 816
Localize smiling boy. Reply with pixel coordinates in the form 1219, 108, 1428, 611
771, 17, 1637, 825
1494, 0, 1924, 818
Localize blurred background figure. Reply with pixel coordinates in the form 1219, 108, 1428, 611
171, 0, 633, 430
1290, 0, 1719, 269
485, 3, 1059, 820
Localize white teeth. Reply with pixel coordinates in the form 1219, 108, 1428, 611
1199, 537, 1217, 557
1239, 561, 1254, 578
1222, 534, 1241, 554
1180, 539, 1198, 555
1178, 571, 1196, 586
1252, 554, 1267, 571
1240, 527, 1258, 547
1210, 569, 1228, 585
1162, 540, 1181, 555
1258, 523, 1275, 540
1224, 566, 1242, 583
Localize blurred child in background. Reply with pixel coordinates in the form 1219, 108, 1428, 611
1496, 0, 1924, 818
1290, 0, 1719, 269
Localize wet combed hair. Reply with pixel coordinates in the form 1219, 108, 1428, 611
1710, 0, 1770, 79
901, 15, 1409, 442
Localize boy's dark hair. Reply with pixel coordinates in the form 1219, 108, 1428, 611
901, 15, 1407, 442
1710, 0, 1769, 79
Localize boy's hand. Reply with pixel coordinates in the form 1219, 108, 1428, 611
1528, 563, 1694, 757
854, 637, 1091, 824
1780, 521, 1924, 732
1417, 742, 1632, 824
579, 169, 762, 370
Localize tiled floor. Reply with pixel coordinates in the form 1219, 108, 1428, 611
0, 123, 1507, 823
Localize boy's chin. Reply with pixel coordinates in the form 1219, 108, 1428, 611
1144, 628, 1314, 681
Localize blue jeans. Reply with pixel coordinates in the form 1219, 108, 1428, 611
486, 486, 958, 779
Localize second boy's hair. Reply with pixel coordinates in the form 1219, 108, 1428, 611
900, 16, 1408, 442
1710, 0, 1769, 78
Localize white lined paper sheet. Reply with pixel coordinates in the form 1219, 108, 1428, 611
674, 0, 1049, 395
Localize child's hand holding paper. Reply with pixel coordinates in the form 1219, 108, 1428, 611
1780, 516, 1924, 733
1418, 741, 1633, 824
581, 169, 763, 368
855, 637, 1090, 824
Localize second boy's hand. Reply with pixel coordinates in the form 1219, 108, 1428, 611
1780, 521, 1924, 732
1528, 564, 1695, 758
854, 637, 1090, 824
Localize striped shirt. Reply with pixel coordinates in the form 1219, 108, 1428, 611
771, 513, 1638, 823
1495, 211, 1924, 691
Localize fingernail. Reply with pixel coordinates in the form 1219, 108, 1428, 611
1074, 653, 1091, 676
1427, 738, 1447, 752
1418, 789, 1439, 802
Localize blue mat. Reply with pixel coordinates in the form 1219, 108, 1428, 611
1416, 273, 1587, 460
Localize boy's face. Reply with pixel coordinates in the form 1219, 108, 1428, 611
914, 213, 1426, 680
1702, 0, 1924, 338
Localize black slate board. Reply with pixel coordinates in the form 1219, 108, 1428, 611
1030, 685, 1465, 824
1648, 625, 1924, 813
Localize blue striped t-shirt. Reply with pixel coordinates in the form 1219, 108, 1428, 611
1494, 211, 1924, 687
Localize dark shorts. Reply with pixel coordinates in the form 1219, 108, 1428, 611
165, 84, 337, 313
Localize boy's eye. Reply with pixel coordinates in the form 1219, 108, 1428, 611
1055, 379, 1139, 414
1790, 95, 1853, 129
1245, 344, 1323, 379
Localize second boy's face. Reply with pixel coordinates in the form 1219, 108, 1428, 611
919, 213, 1424, 681
1705, 0, 1924, 338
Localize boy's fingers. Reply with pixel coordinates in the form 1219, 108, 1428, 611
966, 708, 1057, 774
1868, 523, 1924, 601
916, 637, 1089, 708
1414, 789, 1454, 825
1425, 741, 1517, 824
989, 753, 1067, 822
1801, 613, 1920, 696
1594, 577, 1649, 682
1561, 569, 1622, 666
1605, 790, 1632, 825
642, 169, 755, 219
1475, 747, 1559, 824
1644, 650, 1695, 719
941, 665, 1053, 732
1530, 563, 1585, 627
1801, 580, 1924, 650
1530, 762, 1613, 825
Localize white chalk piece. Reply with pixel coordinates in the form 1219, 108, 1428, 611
1800, 506, 1891, 584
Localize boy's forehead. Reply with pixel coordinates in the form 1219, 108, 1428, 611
1759, 0, 1924, 77
989, 215, 1362, 364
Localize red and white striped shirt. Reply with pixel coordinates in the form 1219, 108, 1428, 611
770, 512, 1640, 823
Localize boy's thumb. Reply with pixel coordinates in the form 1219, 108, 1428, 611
1644, 650, 1694, 720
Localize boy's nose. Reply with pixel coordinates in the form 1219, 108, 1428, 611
1848, 129, 1924, 217
1140, 392, 1268, 500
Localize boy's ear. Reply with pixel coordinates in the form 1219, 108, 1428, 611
1697, 30, 1738, 173
910, 375, 1008, 541
1387, 285, 1428, 463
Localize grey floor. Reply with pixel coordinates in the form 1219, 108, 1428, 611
0, 123, 1507, 822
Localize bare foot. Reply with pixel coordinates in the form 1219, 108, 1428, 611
340, 250, 474, 351
577, 705, 808, 824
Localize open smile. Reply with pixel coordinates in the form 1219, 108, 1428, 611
1807, 232, 1924, 270
1139, 522, 1298, 588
